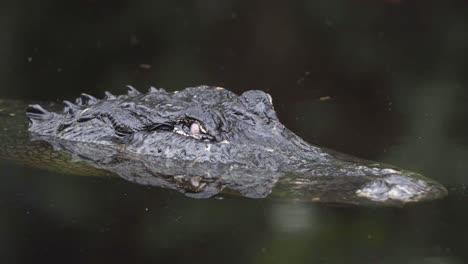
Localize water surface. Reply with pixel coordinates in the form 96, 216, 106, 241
1, 1, 468, 263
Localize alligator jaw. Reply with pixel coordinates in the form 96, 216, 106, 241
275, 167, 447, 206
276, 144, 448, 206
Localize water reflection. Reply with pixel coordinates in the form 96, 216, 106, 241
269, 202, 317, 234
25, 131, 446, 207
1, 0, 468, 262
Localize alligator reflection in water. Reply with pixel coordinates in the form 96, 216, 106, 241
29, 133, 446, 206
31, 134, 281, 199
0, 86, 448, 206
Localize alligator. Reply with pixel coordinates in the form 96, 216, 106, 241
0, 86, 448, 205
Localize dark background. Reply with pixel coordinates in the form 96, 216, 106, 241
1, 0, 468, 263
2, 0, 468, 170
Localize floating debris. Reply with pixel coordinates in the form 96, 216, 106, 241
319, 96, 331, 101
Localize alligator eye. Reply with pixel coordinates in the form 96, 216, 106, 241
190, 122, 200, 136
173, 119, 214, 141
184, 121, 208, 140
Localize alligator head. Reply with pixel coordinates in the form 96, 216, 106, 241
26, 86, 447, 205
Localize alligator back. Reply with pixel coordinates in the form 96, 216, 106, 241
0, 99, 109, 177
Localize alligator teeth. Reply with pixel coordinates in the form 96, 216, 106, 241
126, 85, 141, 96
104, 91, 116, 100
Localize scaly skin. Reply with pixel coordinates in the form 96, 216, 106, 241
0, 86, 449, 205
0, 99, 108, 177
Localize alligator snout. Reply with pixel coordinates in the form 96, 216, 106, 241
356, 173, 447, 203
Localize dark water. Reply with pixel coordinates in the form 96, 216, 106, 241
1, 1, 468, 263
